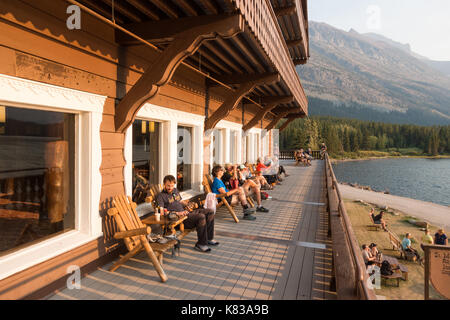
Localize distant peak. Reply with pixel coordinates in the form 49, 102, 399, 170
348, 28, 359, 34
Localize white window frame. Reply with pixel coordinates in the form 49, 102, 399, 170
126, 103, 204, 201
0, 74, 105, 280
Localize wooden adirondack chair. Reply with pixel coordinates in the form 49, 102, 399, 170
202, 174, 239, 223
107, 195, 168, 282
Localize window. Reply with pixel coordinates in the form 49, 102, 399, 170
132, 120, 160, 204
0, 105, 75, 256
177, 125, 192, 191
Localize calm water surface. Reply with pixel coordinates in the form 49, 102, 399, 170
332, 158, 450, 206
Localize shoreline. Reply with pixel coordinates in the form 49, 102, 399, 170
331, 155, 450, 163
339, 183, 450, 230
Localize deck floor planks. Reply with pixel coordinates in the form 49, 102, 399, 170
47, 161, 336, 300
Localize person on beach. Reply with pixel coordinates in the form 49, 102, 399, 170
421, 229, 434, 245
369, 243, 382, 260
370, 208, 388, 231
434, 229, 448, 245
362, 244, 377, 267
402, 233, 422, 262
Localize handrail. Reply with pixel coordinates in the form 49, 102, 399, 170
324, 152, 377, 300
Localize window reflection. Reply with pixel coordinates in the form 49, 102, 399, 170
177, 125, 192, 191
132, 120, 160, 204
0, 106, 75, 256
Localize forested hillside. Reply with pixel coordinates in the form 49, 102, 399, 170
279, 116, 450, 157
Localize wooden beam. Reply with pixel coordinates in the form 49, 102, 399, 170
209, 72, 279, 86
148, 0, 179, 19
242, 96, 293, 131
260, 95, 293, 105
127, 0, 160, 20
279, 117, 296, 132
274, 5, 296, 17
177, 0, 198, 16
293, 58, 308, 65
286, 39, 303, 48
265, 111, 289, 131
204, 74, 280, 131
285, 112, 306, 119
115, 14, 244, 132
242, 103, 277, 131
115, 14, 240, 45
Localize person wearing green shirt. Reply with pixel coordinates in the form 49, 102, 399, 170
421, 229, 434, 245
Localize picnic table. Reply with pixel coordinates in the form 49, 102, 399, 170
383, 255, 409, 281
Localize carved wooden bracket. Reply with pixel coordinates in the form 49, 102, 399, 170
242, 95, 293, 131
279, 117, 297, 132
265, 111, 290, 131
242, 103, 277, 132
204, 73, 280, 131
114, 14, 244, 132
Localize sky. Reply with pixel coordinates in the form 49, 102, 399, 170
308, 0, 450, 61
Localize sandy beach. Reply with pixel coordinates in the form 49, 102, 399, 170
339, 184, 450, 230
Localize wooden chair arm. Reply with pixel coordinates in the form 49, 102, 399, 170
215, 193, 228, 198
114, 226, 151, 239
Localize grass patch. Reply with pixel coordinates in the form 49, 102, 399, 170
344, 200, 443, 300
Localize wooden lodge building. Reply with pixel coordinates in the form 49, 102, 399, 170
0, 0, 309, 299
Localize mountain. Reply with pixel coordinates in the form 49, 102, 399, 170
363, 32, 450, 77
422, 60, 450, 77
297, 22, 450, 125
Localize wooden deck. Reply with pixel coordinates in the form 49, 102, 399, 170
47, 161, 336, 300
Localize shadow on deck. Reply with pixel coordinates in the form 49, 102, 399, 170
47, 161, 336, 300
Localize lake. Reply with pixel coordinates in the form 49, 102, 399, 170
332, 158, 450, 206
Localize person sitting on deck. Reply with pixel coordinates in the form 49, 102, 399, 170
211, 165, 256, 221
421, 229, 434, 245
296, 148, 310, 166
256, 157, 281, 185
305, 148, 314, 161
223, 164, 269, 213
402, 233, 422, 262
156, 175, 218, 253
320, 143, 327, 159
370, 208, 388, 231
362, 244, 377, 267
246, 166, 272, 190
434, 228, 448, 245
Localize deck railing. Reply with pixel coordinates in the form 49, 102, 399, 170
324, 152, 377, 300
233, 0, 308, 113
280, 150, 321, 160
